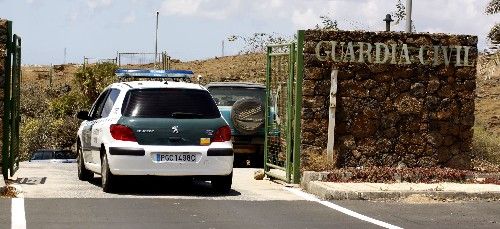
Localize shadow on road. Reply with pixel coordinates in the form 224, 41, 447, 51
87, 176, 242, 197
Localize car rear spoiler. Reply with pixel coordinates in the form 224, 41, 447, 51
115, 69, 194, 81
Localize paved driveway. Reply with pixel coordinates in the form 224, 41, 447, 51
1, 162, 499, 229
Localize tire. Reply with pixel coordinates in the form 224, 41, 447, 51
77, 144, 94, 181
231, 98, 264, 134
211, 172, 233, 193
101, 153, 117, 193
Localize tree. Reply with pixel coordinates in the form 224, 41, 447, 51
392, 0, 406, 25
316, 15, 338, 30
486, 0, 500, 47
391, 0, 416, 32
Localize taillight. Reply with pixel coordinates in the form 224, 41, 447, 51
212, 125, 231, 142
110, 124, 137, 142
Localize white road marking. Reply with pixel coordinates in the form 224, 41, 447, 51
11, 198, 26, 229
285, 187, 403, 229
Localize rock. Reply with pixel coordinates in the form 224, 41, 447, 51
446, 155, 472, 170
427, 79, 441, 92
338, 135, 356, 150
254, 170, 265, 180
302, 80, 316, 96
357, 138, 377, 156
351, 114, 379, 138
303, 95, 326, 108
394, 94, 423, 114
410, 83, 426, 97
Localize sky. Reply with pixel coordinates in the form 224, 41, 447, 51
0, 0, 497, 65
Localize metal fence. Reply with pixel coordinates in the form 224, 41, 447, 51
83, 57, 117, 65
264, 31, 304, 184
2, 21, 22, 179
117, 52, 171, 70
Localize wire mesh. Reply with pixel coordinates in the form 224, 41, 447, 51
266, 49, 291, 169
117, 52, 170, 69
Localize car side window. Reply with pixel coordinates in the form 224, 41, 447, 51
55, 152, 65, 159
100, 89, 121, 118
89, 89, 111, 119
32, 152, 43, 160
42, 152, 53, 160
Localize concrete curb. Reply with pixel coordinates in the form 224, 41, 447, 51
301, 171, 500, 201
304, 181, 500, 200
0, 171, 4, 187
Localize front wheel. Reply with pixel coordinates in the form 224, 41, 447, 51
101, 153, 117, 193
211, 172, 233, 193
77, 144, 94, 181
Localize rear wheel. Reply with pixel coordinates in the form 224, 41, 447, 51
101, 153, 117, 193
211, 172, 233, 193
77, 144, 93, 181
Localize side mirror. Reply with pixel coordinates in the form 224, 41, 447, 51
76, 111, 91, 120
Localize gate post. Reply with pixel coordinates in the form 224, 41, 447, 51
292, 30, 305, 184
1, 20, 21, 179
1, 20, 13, 179
264, 46, 272, 174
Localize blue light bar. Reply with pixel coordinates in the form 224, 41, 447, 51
115, 69, 194, 78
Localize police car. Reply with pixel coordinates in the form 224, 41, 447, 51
76, 69, 233, 193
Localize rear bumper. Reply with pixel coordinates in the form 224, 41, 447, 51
232, 135, 264, 154
106, 143, 233, 176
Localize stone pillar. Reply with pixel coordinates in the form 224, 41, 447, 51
301, 30, 478, 170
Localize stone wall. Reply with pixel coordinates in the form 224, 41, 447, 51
301, 30, 477, 169
0, 19, 7, 164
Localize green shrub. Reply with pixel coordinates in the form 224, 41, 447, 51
20, 117, 80, 161
19, 62, 118, 160
74, 62, 117, 103
48, 90, 89, 118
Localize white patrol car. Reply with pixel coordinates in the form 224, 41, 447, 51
76, 69, 234, 193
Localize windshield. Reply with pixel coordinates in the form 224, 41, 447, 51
207, 86, 265, 106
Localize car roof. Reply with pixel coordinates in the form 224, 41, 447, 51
205, 82, 265, 89
112, 81, 206, 91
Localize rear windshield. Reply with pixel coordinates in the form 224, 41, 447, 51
207, 86, 265, 106
122, 88, 220, 118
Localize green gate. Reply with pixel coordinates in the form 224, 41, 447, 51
264, 31, 304, 184
2, 21, 22, 179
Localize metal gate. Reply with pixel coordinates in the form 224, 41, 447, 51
2, 21, 22, 179
264, 31, 304, 184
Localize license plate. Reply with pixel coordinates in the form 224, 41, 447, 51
154, 153, 197, 162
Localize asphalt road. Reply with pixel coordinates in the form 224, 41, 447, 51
335, 200, 500, 229
23, 199, 378, 229
1, 162, 499, 229
0, 199, 10, 229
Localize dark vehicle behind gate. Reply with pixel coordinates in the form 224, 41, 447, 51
206, 82, 266, 167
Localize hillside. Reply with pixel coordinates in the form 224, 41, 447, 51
171, 53, 266, 85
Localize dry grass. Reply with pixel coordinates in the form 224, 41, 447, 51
302, 153, 336, 172
472, 123, 500, 172
171, 53, 266, 85
0, 186, 18, 198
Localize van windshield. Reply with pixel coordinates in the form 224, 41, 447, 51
207, 86, 265, 106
